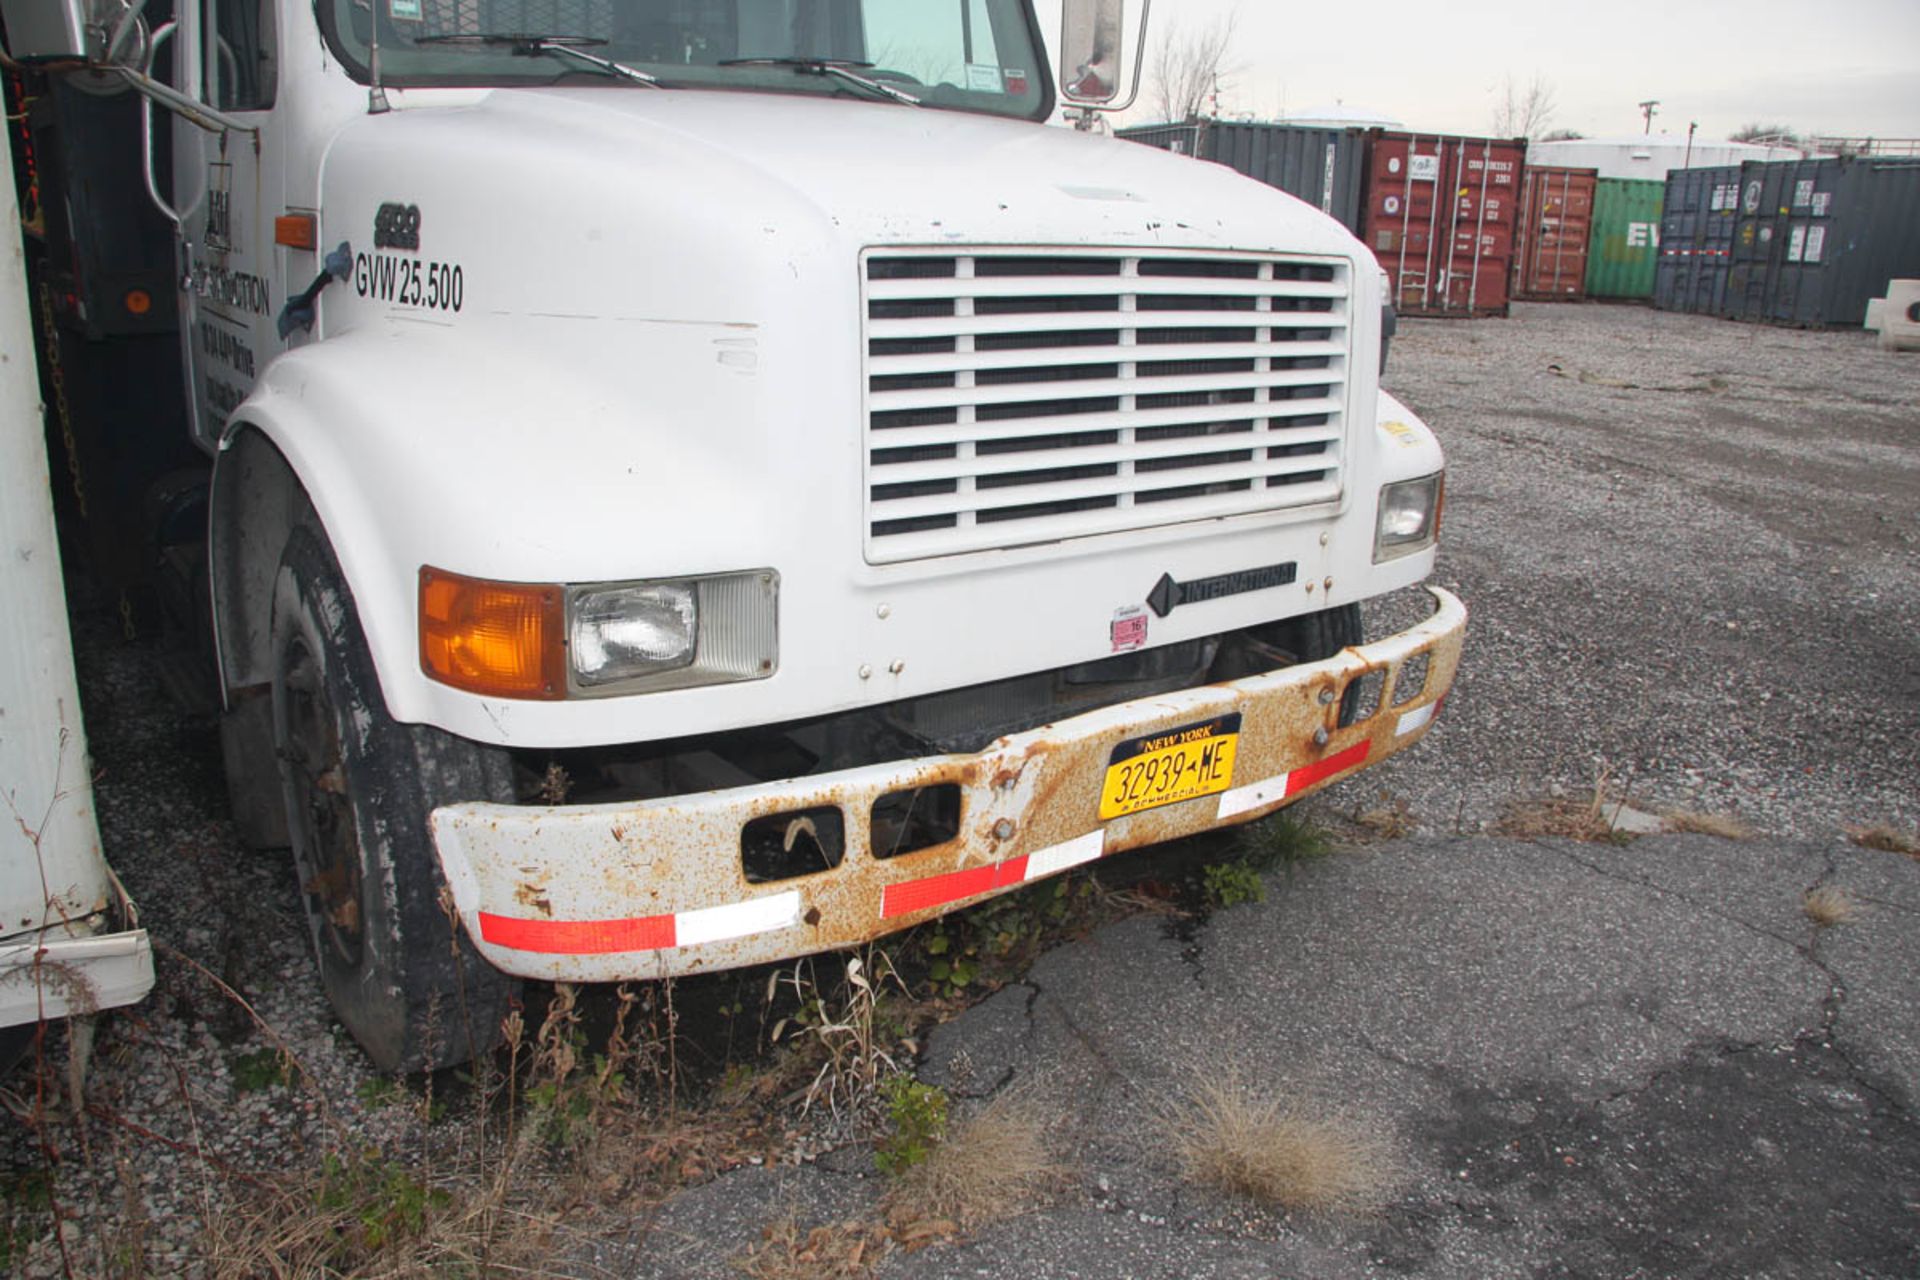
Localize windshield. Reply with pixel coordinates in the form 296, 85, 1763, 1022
320, 0, 1052, 119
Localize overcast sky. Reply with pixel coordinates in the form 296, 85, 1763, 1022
1033, 0, 1920, 141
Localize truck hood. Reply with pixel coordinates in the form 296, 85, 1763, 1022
325, 87, 1365, 262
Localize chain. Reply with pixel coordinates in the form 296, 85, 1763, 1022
119, 590, 137, 641
34, 279, 87, 520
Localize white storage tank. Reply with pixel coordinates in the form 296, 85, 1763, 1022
1528, 134, 1806, 181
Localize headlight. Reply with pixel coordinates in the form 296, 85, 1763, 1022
419, 567, 778, 699
567, 571, 778, 695
570, 584, 697, 685
1374, 473, 1443, 562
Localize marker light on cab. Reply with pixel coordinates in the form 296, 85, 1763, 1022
420, 567, 777, 699
1374, 473, 1444, 562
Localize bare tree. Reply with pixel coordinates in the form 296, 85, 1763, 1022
1730, 121, 1799, 145
1490, 73, 1558, 139
1149, 12, 1239, 124
1538, 128, 1585, 142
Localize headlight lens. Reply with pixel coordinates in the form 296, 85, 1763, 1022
1374, 473, 1443, 561
570, 584, 697, 685
567, 570, 778, 695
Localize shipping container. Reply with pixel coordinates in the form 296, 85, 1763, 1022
1584, 178, 1664, 300
1512, 166, 1597, 301
1117, 120, 1368, 234
1363, 132, 1526, 318
1529, 134, 1803, 182
1654, 165, 1741, 315
1725, 157, 1920, 326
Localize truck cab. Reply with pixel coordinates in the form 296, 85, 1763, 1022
5, 0, 1464, 1071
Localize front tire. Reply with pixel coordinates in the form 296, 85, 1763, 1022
270, 519, 515, 1072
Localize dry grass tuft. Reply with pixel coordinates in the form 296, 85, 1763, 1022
1662, 809, 1754, 840
1350, 798, 1417, 841
888, 1090, 1071, 1229
1493, 796, 1618, 843
1846, 823, 1919, 858
736, 1215, 892, 1280
1803, 886, 1856, 928
1166, 1073, 1393, 1214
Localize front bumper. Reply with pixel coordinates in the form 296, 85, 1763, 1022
432, 587, 1467, 982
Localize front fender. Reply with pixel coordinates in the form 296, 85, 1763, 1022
213, 317, 778, 728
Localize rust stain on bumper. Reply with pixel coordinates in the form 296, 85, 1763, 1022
432, 587, 1467, 982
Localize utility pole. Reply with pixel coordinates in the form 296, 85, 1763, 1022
1684, 121, 1697, 167
1639, 99, 1660, 134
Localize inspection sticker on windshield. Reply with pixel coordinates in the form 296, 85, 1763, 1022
966, 63, 1005, 94
1100, 715, 1241, 821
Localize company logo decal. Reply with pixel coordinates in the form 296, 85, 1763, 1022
1145, 562, 1298, 618
373, 202, 422, 251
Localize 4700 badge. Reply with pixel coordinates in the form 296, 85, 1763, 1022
1099, 714, 1241, 821
354, 251, 465, 313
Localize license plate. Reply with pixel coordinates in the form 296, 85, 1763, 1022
1099, 714, 1242, 821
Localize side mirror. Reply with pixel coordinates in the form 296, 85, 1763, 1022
0, 0, 144, 65
1059, 0, 1125, 105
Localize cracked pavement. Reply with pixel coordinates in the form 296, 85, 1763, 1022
612, 835, 1920, 1278
595, 308, 1920, 1277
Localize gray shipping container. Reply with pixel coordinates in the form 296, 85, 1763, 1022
1118, 121, 1368, 235
1724, 157, 1920, 327
1655, 165, 1742, 316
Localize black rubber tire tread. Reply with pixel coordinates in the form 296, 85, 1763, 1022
270, 515, 516, 1072
1269, 603, 1365, 726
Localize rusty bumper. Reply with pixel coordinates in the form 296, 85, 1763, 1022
431, 587, 1466, 982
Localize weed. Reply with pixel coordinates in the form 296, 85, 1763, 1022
229, 1046, 290, 1093
1804, 886, 1855, 928
1663, 810, 1754, 839
1496, 764, 1645, 844
1166, 1071, 1392, 1214
314, 1149, 451, 1253
1350, 796, 1417, 840
890, 1090, 1069, 1227
356, 1075, 404, 1111
769, 948, 906, 1116
0, 1171, 53, 1272
1237, 810, 1336, 870
1202, 861, 1266, 909
1846, 823, 1919, 857
874, 1076, 950, 1176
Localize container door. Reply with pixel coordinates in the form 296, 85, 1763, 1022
174, 0, 281, 451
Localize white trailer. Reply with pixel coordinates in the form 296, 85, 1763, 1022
4, 0, 1463, 1072
0, 113, 153, 1047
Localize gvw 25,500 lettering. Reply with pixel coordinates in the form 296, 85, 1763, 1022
353, 252, 464, 313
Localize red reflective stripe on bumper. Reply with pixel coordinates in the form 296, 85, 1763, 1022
478, 911, 677, 954
1284, 739, 1373, 797
881, 854, 1031, 920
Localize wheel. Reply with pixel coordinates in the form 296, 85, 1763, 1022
1213, 604, 1365, 726
270, 517, 516, 1072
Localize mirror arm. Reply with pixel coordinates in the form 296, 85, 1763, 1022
114, 63, 259, 136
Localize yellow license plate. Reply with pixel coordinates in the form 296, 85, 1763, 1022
1099, 714, 1242, 821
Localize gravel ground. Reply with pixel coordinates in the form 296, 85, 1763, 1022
2, 301, 1915, 1274
1355, 302, 1920, 841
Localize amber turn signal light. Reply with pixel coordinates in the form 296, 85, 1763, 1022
419, 567, 566, 700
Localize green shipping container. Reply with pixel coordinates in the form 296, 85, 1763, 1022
1585, 179, 1666, 299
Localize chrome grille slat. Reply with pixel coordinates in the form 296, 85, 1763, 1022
862, 249, 1351, 562
865, 399, 1344, 450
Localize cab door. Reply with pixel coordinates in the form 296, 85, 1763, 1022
174, 0, 281, 451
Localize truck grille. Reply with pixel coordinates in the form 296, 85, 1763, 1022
861, 249, 1351, 563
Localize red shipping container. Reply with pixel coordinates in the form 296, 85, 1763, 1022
1364, 131, 1526, 318
1513, 165, 1599, 301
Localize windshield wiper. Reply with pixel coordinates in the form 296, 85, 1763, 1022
717, 56, 920, 106
415, 33, 660, 86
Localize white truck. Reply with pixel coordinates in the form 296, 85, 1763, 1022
3, 0, 1464, 1071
